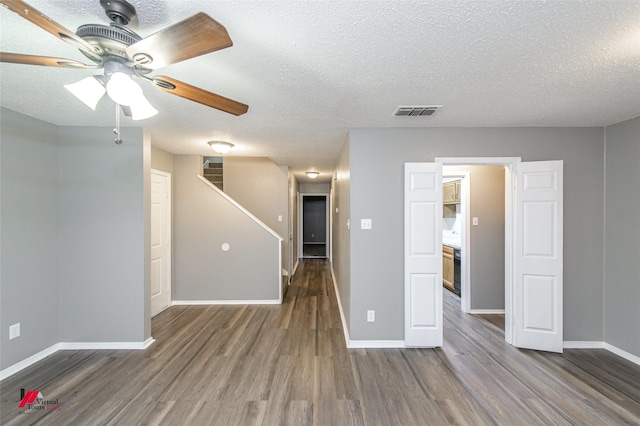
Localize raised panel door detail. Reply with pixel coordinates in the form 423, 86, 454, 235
523, 274, 556, 332
523, 171, 557, 191
410, 274, 438, 328
404, 162, 442, 347
150, 257, 162, 298
515, 160, 563, 353
522, 201, 556, 257
410, 201, 437, 256
411, 173, 437, 191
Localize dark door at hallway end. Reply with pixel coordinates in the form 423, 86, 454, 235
302, 195, 327, 258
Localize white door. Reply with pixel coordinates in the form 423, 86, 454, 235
404, 162, 443, 347
514, 161, 563, 352
151, 170, 171, 316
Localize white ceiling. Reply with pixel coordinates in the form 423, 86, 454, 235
1, 1, 639, 182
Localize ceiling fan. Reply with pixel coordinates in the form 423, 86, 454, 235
0, 0, 249, 121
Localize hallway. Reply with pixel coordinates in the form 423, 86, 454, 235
2, 259, 639, 425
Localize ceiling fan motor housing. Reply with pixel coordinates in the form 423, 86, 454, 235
100, 0, 137, 26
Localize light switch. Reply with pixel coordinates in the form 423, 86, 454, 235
473, 217, 479, 226
361, 219, 372, 230
278, 215, 283, 222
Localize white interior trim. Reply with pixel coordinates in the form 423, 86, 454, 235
198, 175, 284, 242
0, 344, 60, 381
59, 339, 155, 351
0, 339, 155, 381
470, 309, 506, 315
604, 343, 640, 366
330, 266, 351, 346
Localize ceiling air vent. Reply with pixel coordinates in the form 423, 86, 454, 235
393, 105, 442, 117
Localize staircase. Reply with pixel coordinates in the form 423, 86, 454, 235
203, 160, 224, 190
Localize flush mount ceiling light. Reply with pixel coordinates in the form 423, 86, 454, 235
306, 171, 320, 179
208, 141, 234, 154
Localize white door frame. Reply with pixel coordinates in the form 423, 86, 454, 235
436, 157, 520, 344
150, 169, 172, 316
298, 193, 331, 259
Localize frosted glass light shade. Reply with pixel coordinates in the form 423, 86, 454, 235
208, 141, 234, 154
130, 93, 158, 120
64, 76, 106, 110
306, 171, 319, 179
106, 72, 142, 106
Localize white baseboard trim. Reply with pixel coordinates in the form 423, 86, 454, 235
0, 338, 155, 381
172, 299, 280, 306
59, 338, 155, 351
0, 343, 60, 381
292, 259, 300, 277
469, 309, 505, 314
563, 341, 605, 349
604, 343, 640, 366
330, 266, 351, 345
563, 341, 640, 366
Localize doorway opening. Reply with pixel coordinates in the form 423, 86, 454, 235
405, 157, 564, 352
300, 194, 329, 258
437, 158, 516, 343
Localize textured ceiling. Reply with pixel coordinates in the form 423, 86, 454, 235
1, 0, 639, 182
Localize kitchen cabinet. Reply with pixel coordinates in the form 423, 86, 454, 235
443, 245, 455, 292
443, 180, 461, 205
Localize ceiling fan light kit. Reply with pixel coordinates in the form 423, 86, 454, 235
208, 141, 234, 154
64, 76, 106, 110
1, 0, 249, 131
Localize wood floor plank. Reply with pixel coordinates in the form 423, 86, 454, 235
2, 259, 639, 425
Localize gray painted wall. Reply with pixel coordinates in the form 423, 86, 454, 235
151, 146, 174, 174
332, 137, 351, 330
1, 110, 149, 371
300, 182, 331, 193
58, 126, 148, 343
604, 117, 640, 357
224, 157, 289, 272
346, 127, 604, 341
0, 109, 60, 369
173, 155, 280, 301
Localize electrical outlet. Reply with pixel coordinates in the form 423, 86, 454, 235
9, 323, 20, 340
367, 310, 375, 322
361, 219, 372, 230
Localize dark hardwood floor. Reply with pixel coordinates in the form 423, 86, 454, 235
2, 259, 639, 425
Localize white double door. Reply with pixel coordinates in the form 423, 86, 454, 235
404, 160, 563, 353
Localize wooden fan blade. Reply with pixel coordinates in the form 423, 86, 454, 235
151, 75, 248, 116
0, 0, 100, 59
126, 13, 232, 70
0, 52, 98, 68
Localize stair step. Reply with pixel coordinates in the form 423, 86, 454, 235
204, 169, 223, 176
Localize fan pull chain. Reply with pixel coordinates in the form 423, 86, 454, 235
114, 103, 123, 145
